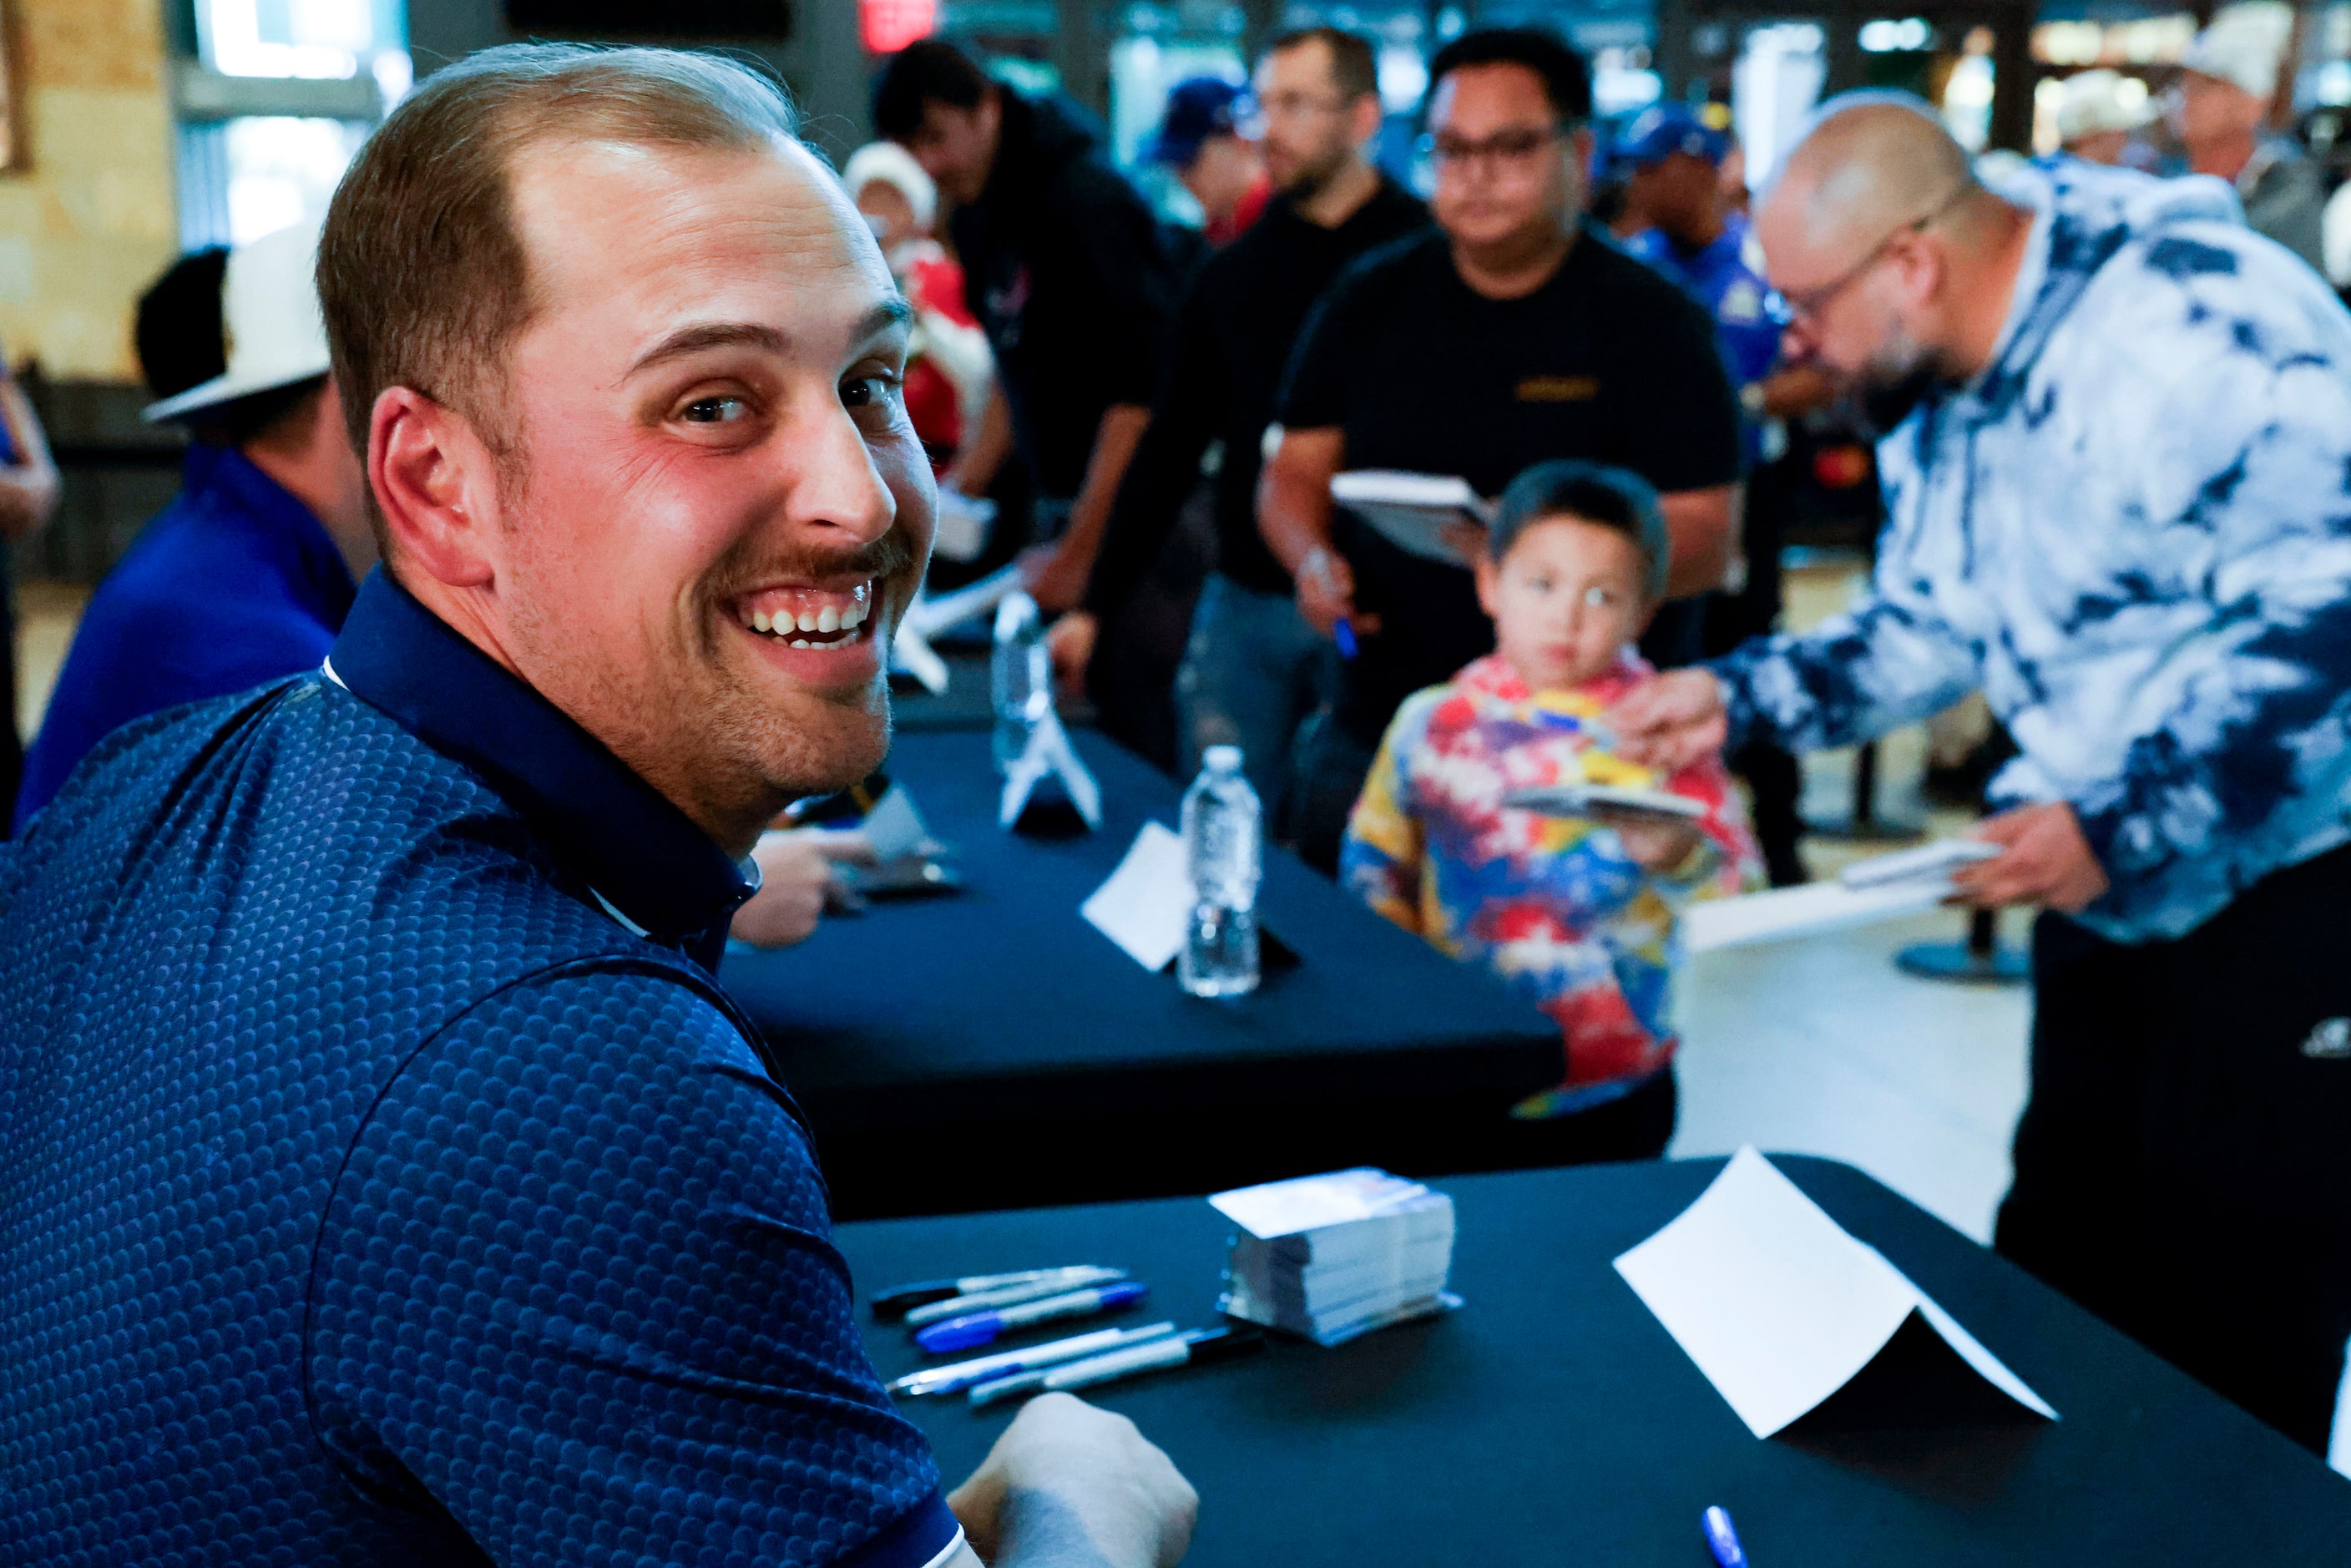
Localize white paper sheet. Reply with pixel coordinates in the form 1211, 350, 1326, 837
1682, 838, 2009, 952
1080, 822, 1190, 971
859, 784, 933, 863
1613, 1147, 2055, 1438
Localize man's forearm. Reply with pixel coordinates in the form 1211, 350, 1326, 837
1052, 403, 1151, 585
949, 385, 1014, 498
1256, 431, 1342, 577
1660, 484, 1738, 599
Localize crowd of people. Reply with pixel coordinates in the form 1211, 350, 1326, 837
3, 11, 2351, 1564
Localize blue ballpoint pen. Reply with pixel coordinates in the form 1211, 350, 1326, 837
1703, 1505, 1749, 1568
1332, 617, 1358, 659
914, 1281, 1150, 1353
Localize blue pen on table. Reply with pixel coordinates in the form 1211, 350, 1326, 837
900, 1267, 1128, 1328
914, 1281, 1150, 1353
888, 1323, 1180, 1398
969, 1325, 1266, 1408
1332, 617, 1358, 660
1702, 1505, 1749, 1568
872, 1266, 1120, 1322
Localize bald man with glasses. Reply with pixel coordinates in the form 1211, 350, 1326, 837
1618, 93, 2351, 1456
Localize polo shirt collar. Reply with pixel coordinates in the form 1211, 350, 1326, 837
326, 569, 754, 971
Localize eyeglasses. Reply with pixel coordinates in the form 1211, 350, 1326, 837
1417, 123, 1567, 174
1254, 90, 1350, 122
1762, 181, 1977, 331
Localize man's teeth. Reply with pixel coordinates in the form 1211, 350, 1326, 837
745, 594, 871, 646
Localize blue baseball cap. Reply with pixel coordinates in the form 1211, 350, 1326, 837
1616, 104, 1730, 169
1147, 77, 1247, 169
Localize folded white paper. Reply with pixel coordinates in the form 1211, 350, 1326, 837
1681, 838, 2002, 953
1000, 708, 1101, 831
1614, 1147, 2055, 1438
859, 783, 933, 864
1080, 822, 1190, 971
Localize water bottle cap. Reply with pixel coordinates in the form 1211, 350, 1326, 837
1203, 745, 1243, 772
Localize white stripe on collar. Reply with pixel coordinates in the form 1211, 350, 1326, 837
320, 655, 346, 690
589, 887, 651, 938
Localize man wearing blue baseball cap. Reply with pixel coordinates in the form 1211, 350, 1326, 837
1620, 101, 1831, 887
1150, 76, 1269, 248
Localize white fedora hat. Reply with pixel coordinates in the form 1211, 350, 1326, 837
143, 219, 332, 424
2057, 69, 2156, 144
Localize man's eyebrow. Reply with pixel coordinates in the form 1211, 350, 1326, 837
629, 321, 787, 376
856, 297, 916, 341
626, 300, 913, 377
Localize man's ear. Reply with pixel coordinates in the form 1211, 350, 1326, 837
369, 385, 502, 589
1350, 93, 1385, 149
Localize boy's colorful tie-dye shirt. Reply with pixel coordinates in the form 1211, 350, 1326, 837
1342, 652, 1761, 1117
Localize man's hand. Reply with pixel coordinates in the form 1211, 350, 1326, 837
1047, 610, 1097, 697
728, 829, 875, 948
1950, 802, 2110, 914
1296, 546, 1377, 640
1020, 542, 1094, 616
1608, 668, 1729, 774
948, 1393, 1197, 1568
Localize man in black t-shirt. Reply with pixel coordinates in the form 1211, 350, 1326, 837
1057, 27, 1428, 814
875, 41, 1181, 612
1261, 28, 1742, 867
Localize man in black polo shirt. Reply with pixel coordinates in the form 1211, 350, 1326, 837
876, 40, 1180, 613
1059, 26, 1425, 814
1261, 28, 1742, 867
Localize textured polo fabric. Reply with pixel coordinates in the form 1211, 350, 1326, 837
17, 443, 358, 827
0, 572, 957, 1566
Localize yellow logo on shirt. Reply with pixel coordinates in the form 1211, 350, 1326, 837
1516, 375, 1600, 402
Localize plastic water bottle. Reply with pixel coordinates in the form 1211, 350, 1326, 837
992, 591, 1050, 773
1180, 745, 1261, 998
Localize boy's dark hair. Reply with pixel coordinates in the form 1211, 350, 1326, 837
1427, 28, 1592, 125
872, 38, 993, 141
1489, 459, 1671, 601
1266, 26, 1379, 104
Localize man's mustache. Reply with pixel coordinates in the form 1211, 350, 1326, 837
707, 524, 923, 601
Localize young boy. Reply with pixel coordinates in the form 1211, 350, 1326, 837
1342, 459, 1760, 1161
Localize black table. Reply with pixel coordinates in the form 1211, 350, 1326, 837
725, 729, 1560, 1220
842, 1156, 2351, 1565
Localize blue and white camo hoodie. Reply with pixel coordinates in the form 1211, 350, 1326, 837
1716, 157, 2351, 943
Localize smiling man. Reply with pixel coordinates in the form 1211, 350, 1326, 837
0, 45, 1191, 1568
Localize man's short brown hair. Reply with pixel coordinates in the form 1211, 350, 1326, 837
317, 44, 799, 503
1267, 26, 1380, 105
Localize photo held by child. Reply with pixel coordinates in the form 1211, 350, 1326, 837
1341, 460, 1761, 1162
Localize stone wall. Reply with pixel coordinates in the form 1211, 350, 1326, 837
0, 0, 177, 380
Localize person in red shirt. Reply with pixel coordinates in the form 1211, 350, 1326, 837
842, 140, 992, 470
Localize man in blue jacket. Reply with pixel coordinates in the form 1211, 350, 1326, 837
17, 222, 373, 823
1619, 94, 2351, 1454
0, 43, 1192, 1568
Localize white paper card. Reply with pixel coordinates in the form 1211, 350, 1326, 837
1680, 878, 1954, 953
860, 784, 932, 863
1080, 822, 1190, 971
1614, 1147, 2055, 1438
1209, 1167, 1433, 1239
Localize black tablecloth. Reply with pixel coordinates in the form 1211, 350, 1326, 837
842, 1156, 2351, 1565
724, 729, 1560, 1218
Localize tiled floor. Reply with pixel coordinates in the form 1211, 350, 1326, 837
14, 563, 2346, 1465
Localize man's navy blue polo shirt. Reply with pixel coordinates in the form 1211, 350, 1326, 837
0, 571, 960, 1567
18, 443, 359, 827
